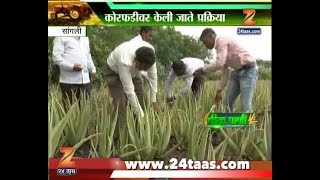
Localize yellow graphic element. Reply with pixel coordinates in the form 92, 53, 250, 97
248, 113, 257, 125
203, 112, 210, 125
48, 0, 103, 26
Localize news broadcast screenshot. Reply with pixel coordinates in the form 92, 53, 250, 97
48, 0, 272, 179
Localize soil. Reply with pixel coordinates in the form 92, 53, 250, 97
74, 141, 92, 158
165, 137, 187, 162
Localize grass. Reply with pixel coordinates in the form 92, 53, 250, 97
48, 80, 271, 161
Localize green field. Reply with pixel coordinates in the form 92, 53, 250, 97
48, 80, 271, 161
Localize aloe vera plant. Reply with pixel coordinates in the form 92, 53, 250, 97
48, 80, 271, 161
48, 95, 76, 158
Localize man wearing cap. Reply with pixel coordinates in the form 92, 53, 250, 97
195, 28, 258, 113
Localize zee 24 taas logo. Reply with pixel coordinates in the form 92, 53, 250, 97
239, 9, 261, 35
57, 147, 77, 176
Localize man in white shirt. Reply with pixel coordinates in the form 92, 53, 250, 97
105, 37, 160, 132
165, 57, 205, 103
131, 26, 154, 80
52, 36, 96, 107
131, 26, 153, 43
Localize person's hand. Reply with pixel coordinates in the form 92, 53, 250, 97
152, 102, 161, 113
90, 73, 96, 81
73, 63, 83, 71
194, 68, 205, 76
214, 91, 222, 106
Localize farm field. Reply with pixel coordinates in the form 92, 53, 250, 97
48, 26, 271, 162
48, 80, 271, 161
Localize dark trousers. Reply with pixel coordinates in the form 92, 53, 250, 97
191, 75, 205, 95
105, 65, 145, 136
60, 83, 91, 108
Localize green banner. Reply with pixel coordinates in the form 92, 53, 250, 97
97, 10, 271, 26
86, 2, 271, 26
204, 113, 257, 128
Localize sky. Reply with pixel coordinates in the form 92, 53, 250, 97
174, 26, 272, 61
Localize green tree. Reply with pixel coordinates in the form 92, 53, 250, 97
48, 26, 216, 85
257, 59, 271, 68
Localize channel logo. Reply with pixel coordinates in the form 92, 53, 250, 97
57, 147, 77, 176
237, 28, 261, 35
242, 9, 256, 26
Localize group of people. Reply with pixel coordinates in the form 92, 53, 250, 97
52, 26, 258, 133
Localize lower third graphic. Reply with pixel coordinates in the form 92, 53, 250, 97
204, 113, 257, 128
